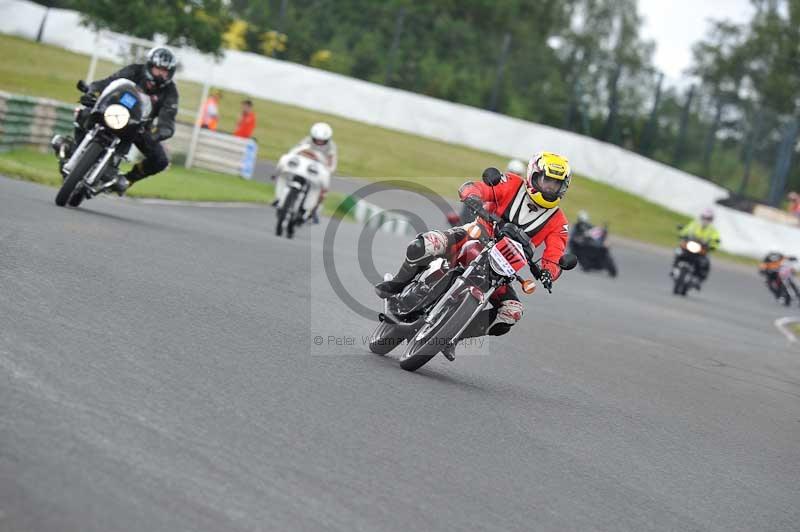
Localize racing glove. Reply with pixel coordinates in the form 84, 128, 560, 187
79, 93, 97, 107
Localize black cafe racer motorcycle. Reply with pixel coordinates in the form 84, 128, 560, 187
54, 79, 153, 207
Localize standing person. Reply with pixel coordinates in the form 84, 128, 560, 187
199, 90, 221, 130
234, 99, 256, 138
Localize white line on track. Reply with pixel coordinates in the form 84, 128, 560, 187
774, 316, 800, 343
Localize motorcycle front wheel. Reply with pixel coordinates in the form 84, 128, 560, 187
399, 289, 481, 372
606, 253, 618, 278
673, 266, 690, 296
276, 187, 299, 238
55, 140, 103, 207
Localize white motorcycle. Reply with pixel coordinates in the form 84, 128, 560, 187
273, 148, 331, 238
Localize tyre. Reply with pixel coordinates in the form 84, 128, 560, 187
276, 187, 299, 237
399, 290, 481, 372
68, 183, 86, 207
55, 141, 103, 207
779, 284, 791, 306
673, 267, 689, 296
606, 254, 618, 278
368, 320, 409, 355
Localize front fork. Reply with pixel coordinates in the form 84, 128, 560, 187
421, 266, 497, 345
85, 139, 120, 188
61, 126, 98, 176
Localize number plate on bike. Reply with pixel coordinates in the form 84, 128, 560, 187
489, 237, 527, 276
119, 92, 138, 109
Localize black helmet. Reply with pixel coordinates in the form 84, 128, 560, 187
144, 47, 177, 91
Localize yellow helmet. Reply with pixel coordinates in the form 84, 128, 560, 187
525, 151, 572, 208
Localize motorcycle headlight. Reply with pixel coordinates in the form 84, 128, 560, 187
103, 104, 130, 130
287, 157, 300, 168
686, 241, 702, 254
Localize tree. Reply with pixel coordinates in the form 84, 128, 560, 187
71, 0, 230, 55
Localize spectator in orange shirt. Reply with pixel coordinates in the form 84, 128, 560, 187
199, 90, 221, 130
234, 100, 256, 139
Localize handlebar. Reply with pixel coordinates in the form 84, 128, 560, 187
465, 200, 547, 285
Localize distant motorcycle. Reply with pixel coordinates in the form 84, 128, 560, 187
54, 80, 152, 207
273, 149, 331, 238
671, 238, 708, 296
759, 253, 800, 306
569, 224, 617, 277
368, 206, 577, 372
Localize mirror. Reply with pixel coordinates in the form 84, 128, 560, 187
559, 253, 578, 270
482, 167, 503, 186
76, 80, 89, 93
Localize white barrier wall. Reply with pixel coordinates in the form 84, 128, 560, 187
2, 0, 798, 258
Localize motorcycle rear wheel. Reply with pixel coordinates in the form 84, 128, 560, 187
399, 290, 481, 372
55, 141, 103, 207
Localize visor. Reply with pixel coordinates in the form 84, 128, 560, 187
536, 174, 567, 201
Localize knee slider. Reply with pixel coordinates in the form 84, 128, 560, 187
406, 231, 447, 264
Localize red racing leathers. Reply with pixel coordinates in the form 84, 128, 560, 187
458, 173, 569, 279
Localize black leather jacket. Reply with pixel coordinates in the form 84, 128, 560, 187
88, 64, 179, 141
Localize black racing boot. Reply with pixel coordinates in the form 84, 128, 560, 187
374, 259, 422, 299
105, 175, 129, 196
51, 135, 74, 167
50, 134, 65, 157
114, 164, 145, 196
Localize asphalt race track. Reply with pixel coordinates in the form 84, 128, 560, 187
1, 175, 798, 532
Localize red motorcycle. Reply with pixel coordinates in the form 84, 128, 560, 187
369, 206, 577, 372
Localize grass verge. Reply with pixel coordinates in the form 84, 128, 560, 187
1, 34, 762, 263
0, 148, 350, 218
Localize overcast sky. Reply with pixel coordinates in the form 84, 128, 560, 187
638, 0, 754, 83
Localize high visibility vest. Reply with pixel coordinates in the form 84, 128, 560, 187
199, 97, 219, 130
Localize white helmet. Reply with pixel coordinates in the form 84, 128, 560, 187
506, 159, 526, 176
310, 122, 332, 145
577, 210, 590, 223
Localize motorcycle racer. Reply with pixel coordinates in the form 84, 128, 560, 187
273, 122, 337, 221
672, 208, 720, 287
52, 47, 179, 195
375, 151, 572, 337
